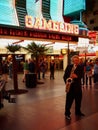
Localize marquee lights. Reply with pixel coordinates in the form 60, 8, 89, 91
25, 15, 79, 35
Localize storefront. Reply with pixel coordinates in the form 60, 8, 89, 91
0, 0, 89, 71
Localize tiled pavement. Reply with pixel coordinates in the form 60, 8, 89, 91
0, 71, 98, 130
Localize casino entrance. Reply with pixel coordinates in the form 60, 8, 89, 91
0, 16, 88, 72
0, 37, 79, 72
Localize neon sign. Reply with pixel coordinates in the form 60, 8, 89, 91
0, 26, 78, 42
25, 15, 79, 35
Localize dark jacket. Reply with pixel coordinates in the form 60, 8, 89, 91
2, 63, 8, 74
29, 62, 35, 73
63, 64, 84, 92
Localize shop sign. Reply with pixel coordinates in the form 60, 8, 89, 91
25, 16, 79, 35
0, 26, 78, 42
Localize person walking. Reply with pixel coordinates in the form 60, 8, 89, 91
8, 60, 13, 79
85, 61, 93, 87
22, 60, 29, 82
2, 60, 8, 82
79, 58, 85, 86
63, 55, 85, 120
39, 59, 45, 79
93, 58, 98, 83
28, 59, 35, 73
50, 60, 55, 79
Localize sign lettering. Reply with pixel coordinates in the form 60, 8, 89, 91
25, 16, 79, 35
0, 26, 78, 42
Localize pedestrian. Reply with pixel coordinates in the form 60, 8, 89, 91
28, 59, 35, 73
79, 58, 85, 86
22, 60, 29, 82
63, 55, 85, 120
8, 60, 13, 79
40, 59, 48, 79
2, 60, 8, 82
85, 61, 93, 87
50, 60, 55, 79
93, 58, 98, 83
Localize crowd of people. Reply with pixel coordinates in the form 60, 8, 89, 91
0, 56, 98, 85
79, 57, 98, 87
0, 57, 56, 83
22, 58, 56, 82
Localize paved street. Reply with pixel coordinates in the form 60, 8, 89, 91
0, 71, 98, 130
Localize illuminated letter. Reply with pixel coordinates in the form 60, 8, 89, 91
33, 17, 41, 29
69, 24, 74, 34
43, 20, 53, 31
59, 22, 65, 32
66, 23, 71, 33
64, 23, 68, 33
52, 21, 60, 31
41, 18, 47, 29
74, 25, 79, 34
25, 15, 33, 28
40, 18, 52, 30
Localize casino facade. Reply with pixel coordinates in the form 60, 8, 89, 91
0, 0, 88, 71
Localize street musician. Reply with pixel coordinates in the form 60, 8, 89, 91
63, 55, 84, 120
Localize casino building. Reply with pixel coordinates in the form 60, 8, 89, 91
0, 0, 89, 71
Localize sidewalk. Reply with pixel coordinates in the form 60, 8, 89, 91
0, 71, 98, 130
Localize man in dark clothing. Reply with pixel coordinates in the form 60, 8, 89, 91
50, 60, 55, 79
2, 60, 8, 82
63, 55, 85, 120
28, 59, 35, 73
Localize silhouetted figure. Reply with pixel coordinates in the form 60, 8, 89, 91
28, 59, 35, 73
50, 60, 55, 79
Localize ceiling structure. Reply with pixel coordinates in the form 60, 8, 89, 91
0, 38, 77, 51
